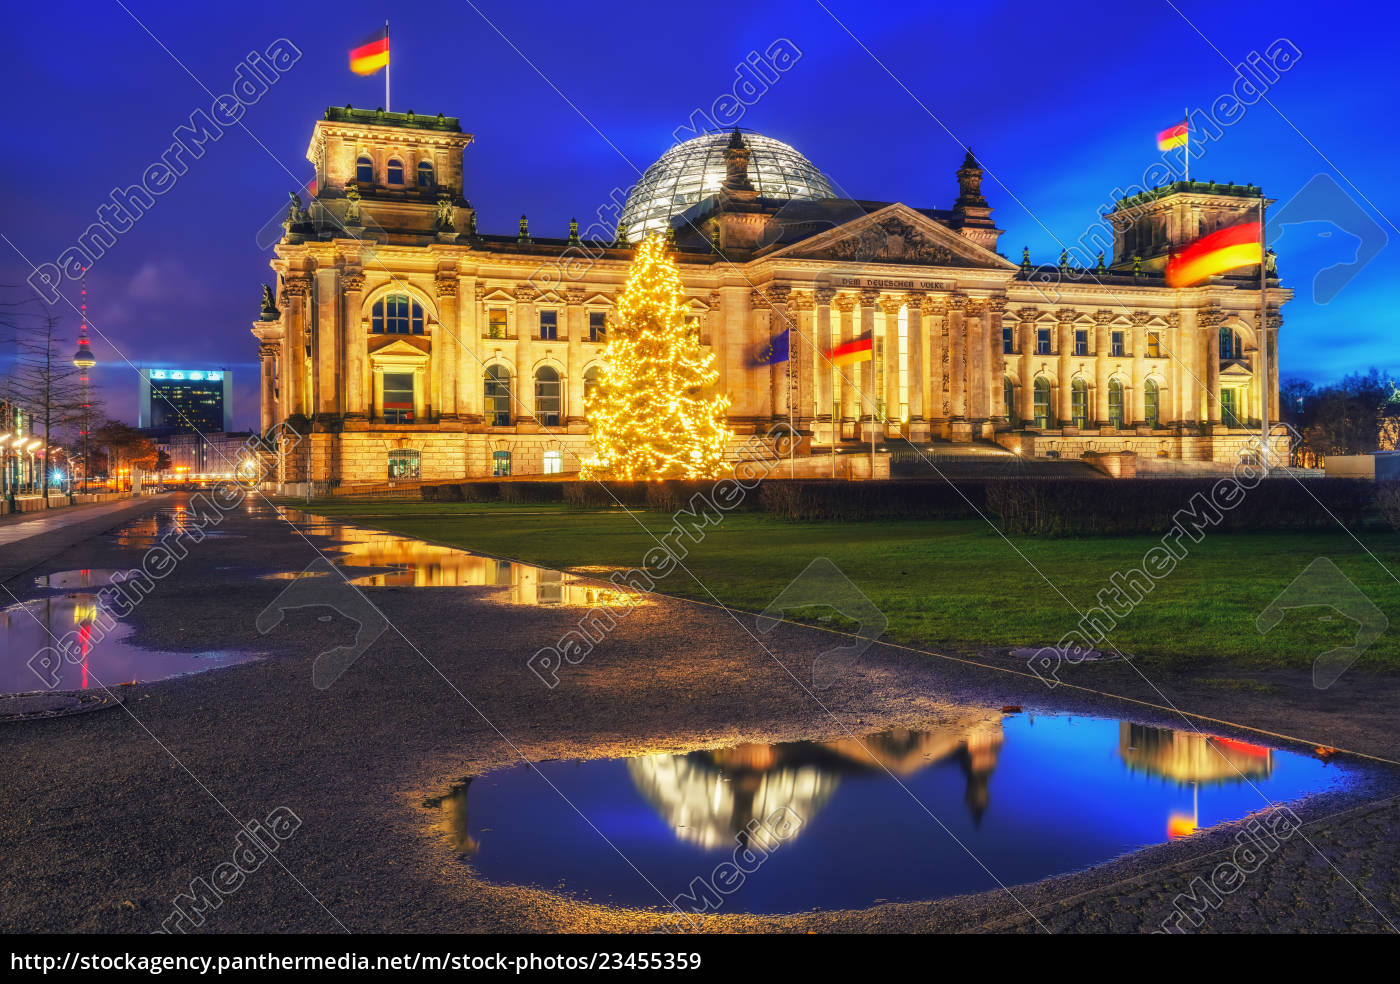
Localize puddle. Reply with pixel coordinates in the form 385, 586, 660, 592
267, 510, 637, 608
1, 573, 261, 695
109, 510, 244, 547
442, 715, 1360, 914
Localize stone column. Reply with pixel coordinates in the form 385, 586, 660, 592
436, 274, 459, 418
1165, 311, 1182, 425
342, 272, 366, 419
926, 295, 948, 431
259, 342, 278, 433
1130, 312, 1149, 427
1018, 310, 1036, 426
758, 287, 788, 420
858, 289, 880, 439
514, 285, 537, 423
1202, 307, 1221, 425
565, 287, 585, 423
1094, 311, 1112, 427
1173, 307, 1194, 425
905, 292, 926, 438
835, 294, 856, 430
314, 269, 338, 418
281, 276, 310, 419
987, 298, 1005, 423
459, 282, 483, 422
1055, 311, 1074, 426
815, 289, 835, 435
947, 294, 967, 422
792, 292, 815, 428
965, 298, 990, 427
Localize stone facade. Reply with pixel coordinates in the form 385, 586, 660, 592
254, 106, 1291, 486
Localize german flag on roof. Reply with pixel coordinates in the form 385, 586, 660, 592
350, 27, 389, 76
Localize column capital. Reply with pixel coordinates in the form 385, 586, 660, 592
1130, 310, 1152, 326
1016, 305, 1040, 323
985, 297, 1006, 315
858, 288, 881, 307
878, 294, 904, 316
1093, 308, 1115, 324
833, 293, 856, 313
946, 292, 968, 311
282, 276, 311, 297
512, 284, 538, 302
563, 286, 586, 305
434, 276, 458, 298
342, 271, 365, 292
258, 342, 281, 359
1055, 307, 1078, 325
814, 287, 838, 305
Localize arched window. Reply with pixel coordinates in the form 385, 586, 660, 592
1144, 378, 1160, 429
1033, 377, 1052, 429
371, 294, 425, 335
484, 366, 512, 426
386, 158, 404, 185
1219, 326, 1243, 361
1003, 378, 1015, 422
417, 160, 434, 188
534, 366, 561, 427
355, 156, 373, 184
1072, 378, 1088, 429
543, 450, 563, 475
583, 366, 602, 410
1108, 378, 1125, 428
492, 449, 512, 477
387, 449, 420, 479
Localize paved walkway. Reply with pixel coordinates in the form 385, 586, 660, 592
0, 494, 170, 584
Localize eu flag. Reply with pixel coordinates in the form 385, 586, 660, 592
753, 328, 790, 366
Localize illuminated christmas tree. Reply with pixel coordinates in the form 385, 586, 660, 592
582, 234, 732, 479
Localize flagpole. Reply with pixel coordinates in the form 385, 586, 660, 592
385, 20, 390, 112
1183, 107, 1190, 182
1259, 195, 1270, 474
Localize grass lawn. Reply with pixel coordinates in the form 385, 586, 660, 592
287, 499, 1400, 674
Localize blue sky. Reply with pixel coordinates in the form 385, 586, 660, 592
2, 0, 1394, 427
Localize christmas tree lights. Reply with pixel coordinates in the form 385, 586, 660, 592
582, 234, 732, 480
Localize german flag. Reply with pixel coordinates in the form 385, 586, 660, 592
350, 27, 389, 76
1166, 221, 1263, 287
1157, 120, 1189, 151
828, 333, 874, 367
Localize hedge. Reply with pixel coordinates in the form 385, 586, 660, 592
985, 478, 1375, 535
757, 479, 988, 521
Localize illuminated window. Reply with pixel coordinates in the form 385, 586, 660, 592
1108, 379, 1125, 428
1004, 378, 1015, 421
583, 366, 602, 407
387, 449, 420, 479
1219, 326, 1243, 360
534, 366, 561, 426
1036, 327, 1051, 354
1221, 388, 1242, 428
588, 311, 606, 342
372, 294, 425, 335
382, 372, 415, 424
1111, 330, 1125, 357
897, 305, 909, 422
1147, 331, 1162, 357
1072, 378, 1088, 429
417, 160, 434, 188
1002, 324, 1015, 354
387, 158, 404, 184
538, 310, 558, 340
1033, 377, 1052, 428
484, 366, 512, 426
487, 308, 508, 339
1074, 329, 1089, 356
355, 156, 373, 183
1145, 378, 1160, 428
492, 450, 512, 477
543, 450, 562, 475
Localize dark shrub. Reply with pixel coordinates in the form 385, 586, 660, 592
563, 481, 649, 508
458, 482, 498, 502
499, 481, 564, 503
756, 479, 988, 521
420, 484, 440, 502
1377, 481, 1400, 531
986, 477, 1375, 535
436, 483, 464, 502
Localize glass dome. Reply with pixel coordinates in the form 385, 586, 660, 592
616, 130, 837, 243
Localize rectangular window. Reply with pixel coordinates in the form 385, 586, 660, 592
538, 310, 558, 340
382, 372, 415, 424
1074, 329, 1088, 356
1111, 330, 1125, 357
487, 308, 507, 339
1002, 325, 1015, 354
1147, 331, 1162, 357
588, 311, 606, 342
388, 450, 420, 479
1036, 327, 1051, 355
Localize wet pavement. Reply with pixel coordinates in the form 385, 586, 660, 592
0, 492, 1397, 933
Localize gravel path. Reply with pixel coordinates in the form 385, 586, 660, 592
1, 493, 1396, 934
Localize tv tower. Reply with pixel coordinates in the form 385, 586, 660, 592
71, 269, 96, 493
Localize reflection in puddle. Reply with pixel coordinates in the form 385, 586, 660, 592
444, 715, 1356, 913
109, 509, 244, 547
0, 572, 260, 695
270, 510, 636, 608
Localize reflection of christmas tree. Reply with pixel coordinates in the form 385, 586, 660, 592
582, 235, 731, 479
